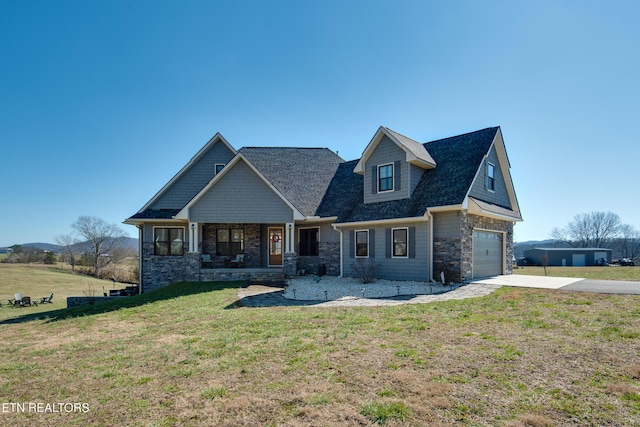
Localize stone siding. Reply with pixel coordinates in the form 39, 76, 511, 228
296, 241, 340, 276
433, 211, 514, 283
201, 223, 261, 268
466, 213, 514, 277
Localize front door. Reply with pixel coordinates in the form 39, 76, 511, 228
268, 227, 284, 266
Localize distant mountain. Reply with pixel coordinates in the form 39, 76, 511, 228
0, 237, 138, 254
514, 239, 570, 258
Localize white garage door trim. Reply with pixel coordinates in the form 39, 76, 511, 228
472, 229, 504, 278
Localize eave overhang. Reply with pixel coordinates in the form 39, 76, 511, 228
353, 126, 436, 174
175, 153, 304, 221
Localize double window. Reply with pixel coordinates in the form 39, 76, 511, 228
154, 227, 184, 256
299, 227, 319, 256
378, 163, 394, 192
216, 228, 244, 257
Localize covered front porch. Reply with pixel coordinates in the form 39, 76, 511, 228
188, 222, 296, 274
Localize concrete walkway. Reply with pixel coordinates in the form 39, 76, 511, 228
470, 274, 583, 289
236, 274, 640, 307
472, 274, 640, 294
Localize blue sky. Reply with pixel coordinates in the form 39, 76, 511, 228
1, 0, 638, 247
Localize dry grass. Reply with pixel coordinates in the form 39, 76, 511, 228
1, 267, 640, 425
514, 265, 640, 281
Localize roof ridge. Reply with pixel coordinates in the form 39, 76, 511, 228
240, 146, 334, 150
424, 126, 499, 145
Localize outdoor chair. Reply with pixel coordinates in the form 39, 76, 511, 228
39, 293, 54, 304
21, 296, 37, 307
14, 293, 23, 306
201, 253, 213, 268
231, 253, 245, 268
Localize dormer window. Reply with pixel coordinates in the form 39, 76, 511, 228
215, 164, 225, 175
487, 163, 495, 192
378, 163, 394, 192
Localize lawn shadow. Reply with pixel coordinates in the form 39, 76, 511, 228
226, 289, 322, 309
226, 286, 447, 309
1, 281, 245, 324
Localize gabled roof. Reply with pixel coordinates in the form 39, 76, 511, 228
126, 125, 521, 226
239, 147, 344, 217
329, 127, 505, 224
137, 133, 236, 213
353, 126, 436, 174
176, 147, 345, 221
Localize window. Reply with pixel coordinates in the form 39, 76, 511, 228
299, 228, 319, 256
215, 164, 225, 175
378, 163, 393, 192
154, 228, 184, 256
355, 230, 369, 258
487, 163, 495, 191
392, 228, 408, 258
216, 228, 244, 257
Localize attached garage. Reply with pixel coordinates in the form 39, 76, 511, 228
472, 230, 503, 278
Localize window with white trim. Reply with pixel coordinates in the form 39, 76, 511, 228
392, 228, 408, 258
378, 163, 393, 192
355, 230, 369, 258
154, 227, 184, 256
487, 162, 495, 191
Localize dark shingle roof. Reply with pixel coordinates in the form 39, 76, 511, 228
128, 127, 499, 224
128, 208, 181, 220
325, 127, 499, 223
240, 147, 344, 216
316, 160, 362, 221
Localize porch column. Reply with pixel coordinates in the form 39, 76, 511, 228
285, 223, 295, 253
189, 222, 199, 253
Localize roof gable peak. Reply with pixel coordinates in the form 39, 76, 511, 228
354, 126, 436, 174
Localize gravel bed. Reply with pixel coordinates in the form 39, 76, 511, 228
283, 275, 460, 301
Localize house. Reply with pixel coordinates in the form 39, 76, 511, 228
524, 248, 612, 266
125, 126, 522, 292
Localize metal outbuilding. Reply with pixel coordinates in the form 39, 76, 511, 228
524, 248, 612, 266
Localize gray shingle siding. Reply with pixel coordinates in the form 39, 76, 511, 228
150, 141, 235, 210
364, 136, 409, 203
342, 222, 430, 281
409, 163, 424, 195
240, 147, 343, 216
468, 145, 512, 209
433, 211, 461, 238
190, 159, 294, 223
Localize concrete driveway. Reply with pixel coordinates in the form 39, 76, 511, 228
471, 274, 640, 295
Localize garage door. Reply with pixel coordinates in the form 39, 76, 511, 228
473, 231, 503, 278
572, 254, 586, 267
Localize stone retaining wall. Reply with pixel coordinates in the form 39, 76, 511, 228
66, 296, 123, 307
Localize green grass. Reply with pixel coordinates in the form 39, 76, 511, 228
0, 264, 122, 321
1, 264, 640, 426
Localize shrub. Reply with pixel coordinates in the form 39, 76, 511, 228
352, 258, 378, 284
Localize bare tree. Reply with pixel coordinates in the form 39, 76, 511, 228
551, 211, 622, 248
55, 234, 79, 272
615, 224, 640, 259
71, 216, 129, 278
